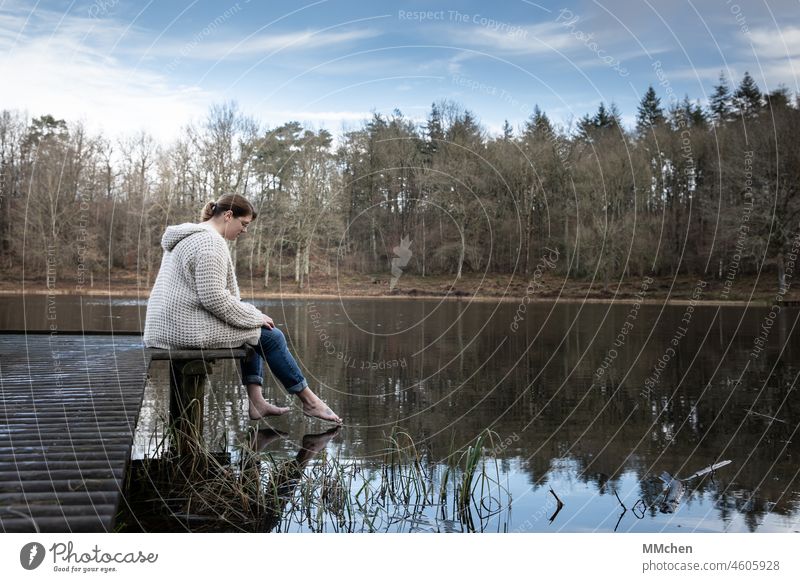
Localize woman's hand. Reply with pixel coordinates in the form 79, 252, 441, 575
262, 314, 275, 329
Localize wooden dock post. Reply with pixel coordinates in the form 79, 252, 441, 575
149, 347, 250, 460
168, 358, 213, 457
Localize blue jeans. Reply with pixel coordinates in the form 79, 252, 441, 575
241, 327, 308, 394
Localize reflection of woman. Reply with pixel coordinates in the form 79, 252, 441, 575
144, 193, 341, 423
248, 427, 340, 533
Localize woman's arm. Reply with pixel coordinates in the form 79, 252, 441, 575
194, 250, 264, 328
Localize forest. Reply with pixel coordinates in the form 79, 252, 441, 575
1, 71, 798, 293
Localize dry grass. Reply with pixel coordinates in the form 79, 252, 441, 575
123, 420, 512, 533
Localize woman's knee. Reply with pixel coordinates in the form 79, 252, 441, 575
261, 326, 286, 348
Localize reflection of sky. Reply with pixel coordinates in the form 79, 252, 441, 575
507, 460, 789, 533
10, 294, 793, 532
135, 390, 796, 535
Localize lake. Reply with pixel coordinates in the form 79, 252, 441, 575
2, 294, 798, 532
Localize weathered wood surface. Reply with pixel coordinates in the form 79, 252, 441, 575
148, 347, 248, 360
0, 334, 251, 532
0, 333, 152, 532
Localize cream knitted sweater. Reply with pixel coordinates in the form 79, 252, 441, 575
143, 222, 264, 349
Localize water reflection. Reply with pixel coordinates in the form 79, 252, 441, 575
252, 427, 341, 533
3, 294, 799, 532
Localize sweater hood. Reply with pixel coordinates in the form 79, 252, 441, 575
161, 223, 216, 252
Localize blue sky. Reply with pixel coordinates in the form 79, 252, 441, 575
1, 0, 798, 141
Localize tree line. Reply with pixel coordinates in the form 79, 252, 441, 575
1, 71, 798, 291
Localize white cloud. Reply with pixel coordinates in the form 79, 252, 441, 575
742, 26, 800, 60
744, 26, 800, 91
446, 21, 577, 55
0, 49, 211, 142
439, 16, 665, 81
665, 25, 800, 93
0, 3, 394, 140
151, 28, 382, 62
0, 6, 212, 141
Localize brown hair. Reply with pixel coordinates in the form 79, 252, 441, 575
200, 193, 258, 222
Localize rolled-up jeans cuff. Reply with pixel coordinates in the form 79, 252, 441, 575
287, 380, 308, 394
244, 375, 264, 386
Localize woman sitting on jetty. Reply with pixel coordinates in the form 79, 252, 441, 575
143, 193, 342, 424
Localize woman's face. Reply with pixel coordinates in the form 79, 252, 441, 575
222, 211, 253, 241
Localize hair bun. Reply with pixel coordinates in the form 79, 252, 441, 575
210, 201, 217, 210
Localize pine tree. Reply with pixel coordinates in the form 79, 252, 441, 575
24, 114, 68, 147
425, 102, 444, 155
671, 96, 707, 129
709, 72, 732, 124
523, 105, 554, 141
636, 85, 665, 133
501, 119, 513, 140
733, 71, 761, 118
576, 112, 595, 140
576, 102, 619, 140
595, 102, 616, 129
766, 86, 791, 111
449, 109, 481, 145
688, 98, 708, 128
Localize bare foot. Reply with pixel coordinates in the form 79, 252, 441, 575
249, 400, 291, 420
302, 402, 343, 424
301, 427, 341, 453
297, 427, 340, 463
296, 386, 343, 424
251, 427, 289, 451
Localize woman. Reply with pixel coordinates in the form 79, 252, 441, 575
144, 193, 341, 424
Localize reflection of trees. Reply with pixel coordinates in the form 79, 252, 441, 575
122, 427, 340, 532
713, 489, 779, 532
132, 299, 800, 529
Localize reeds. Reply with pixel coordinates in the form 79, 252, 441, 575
122, 420, 512, 533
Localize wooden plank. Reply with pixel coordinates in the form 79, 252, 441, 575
0, 334, 256, 532
0, 468, 123, 481
0, 447, 132, 459
0, 334, 149, 532
0, 461, 124, 471
0, 479, 122, 493
147, 347, 249, 360
0, 504, 117, 517
1, 516, 114, 533
0, 491, 122, 505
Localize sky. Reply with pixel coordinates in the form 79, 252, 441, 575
1, 0, 798, 142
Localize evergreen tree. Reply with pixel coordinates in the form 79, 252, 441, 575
425, 103, 444, 155
766, 86, 791, 111
24, 114, 68, 148
688, 98, 708, 128
523, 105, 554, 141
448, 109, 482, 145
596, 102, 620, 129
709, 72, 732, 123
426, 103, 444, 139
671, 96, 707, 129
733, 71, 761, 118
501, 119, 513, 140
577, 102, 620, 140
636, 85, 665, 133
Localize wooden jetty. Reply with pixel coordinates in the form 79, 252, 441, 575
0, 332, 247, 533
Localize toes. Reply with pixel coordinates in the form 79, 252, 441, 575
304, 409, 342, 423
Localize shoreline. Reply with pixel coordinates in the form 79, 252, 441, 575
0, 282, 775, 307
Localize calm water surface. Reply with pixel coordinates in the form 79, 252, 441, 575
3, 294, 799, 532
